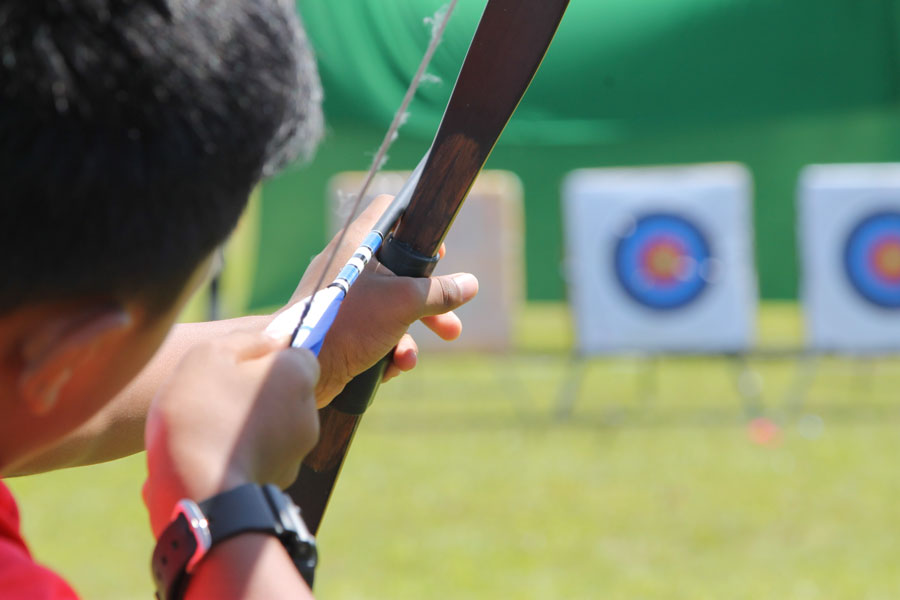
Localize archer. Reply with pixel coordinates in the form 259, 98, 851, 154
0, 1, 477, 598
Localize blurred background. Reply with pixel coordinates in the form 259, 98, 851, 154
10, 1, 900, 598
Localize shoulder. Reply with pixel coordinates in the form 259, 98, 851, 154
0, 481, 80, 600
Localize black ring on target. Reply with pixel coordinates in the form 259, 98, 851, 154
613, 213, 712, 310
843, 211, 900, 309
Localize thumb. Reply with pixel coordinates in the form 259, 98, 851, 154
419, 272, 479, 317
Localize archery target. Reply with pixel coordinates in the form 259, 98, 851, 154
563, 164, 757, 354
799, 164, 900, 352
613, 213, 712, 310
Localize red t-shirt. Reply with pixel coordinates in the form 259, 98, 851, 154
0, 481, 79, 599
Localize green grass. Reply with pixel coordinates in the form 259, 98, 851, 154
9, 302, 900, 599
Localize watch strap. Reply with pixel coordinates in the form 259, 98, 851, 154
198, 483, 281, 544
152, 511, 200, 600
151, 484, 317, 600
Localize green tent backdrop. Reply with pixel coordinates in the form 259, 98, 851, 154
250, 0, 900, 309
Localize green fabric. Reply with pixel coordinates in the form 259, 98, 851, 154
298, 0, 899, 143
250, 1, 900, 308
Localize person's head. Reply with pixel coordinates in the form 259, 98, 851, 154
0, 0, 323, 469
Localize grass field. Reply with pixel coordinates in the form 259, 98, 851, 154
8, 302, 900, 599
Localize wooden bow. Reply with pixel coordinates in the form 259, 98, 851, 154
287, 0, 570, 536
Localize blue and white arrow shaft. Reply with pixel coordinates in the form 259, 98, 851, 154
264, 157, 427, 356
290, 230, 383, 356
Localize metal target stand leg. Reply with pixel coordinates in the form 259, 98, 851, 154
780, 351, 818, 417
554, 352, 587, 421
729, 353, 764, 419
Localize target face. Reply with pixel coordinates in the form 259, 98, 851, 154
844, 211, 900, 309
614, 213, 712, 310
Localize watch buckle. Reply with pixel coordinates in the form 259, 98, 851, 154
171, 499, 212, 572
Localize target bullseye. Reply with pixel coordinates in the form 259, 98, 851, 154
871, 238, 900, 282
614, 213, 711, 310
641, 237, 685, 284
844, 211, 900, 309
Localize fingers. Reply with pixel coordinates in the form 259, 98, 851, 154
420, 312, 463, 341
196, 330, 320, 395
383, 364, 401, 381
260, 348, 321, 458
383, 334, 418, 382
144, 330, 322, 526
349, 269, 477, 331
394, 334, 419, 370
213, 329, 286, 361
307, 238, 477, 400
268, 347, 321, 395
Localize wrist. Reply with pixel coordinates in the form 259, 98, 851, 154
151, 483, 318, 599
145, 455, 251, 536
186, 534, 314, 599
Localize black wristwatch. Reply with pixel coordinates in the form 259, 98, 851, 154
151, 483, 317, 600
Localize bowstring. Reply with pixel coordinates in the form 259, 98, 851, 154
293, 0, 458, 331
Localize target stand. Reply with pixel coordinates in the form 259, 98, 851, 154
558, 164, 759, 418
774, 164, 900, 415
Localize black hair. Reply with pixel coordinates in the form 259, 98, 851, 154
0, 0, 323, 314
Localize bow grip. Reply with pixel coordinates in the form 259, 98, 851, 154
286, 234, 440, 534
325, 234, 439, 416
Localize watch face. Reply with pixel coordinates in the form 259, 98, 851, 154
259, 485, 317, 588
262, 484, 311, 541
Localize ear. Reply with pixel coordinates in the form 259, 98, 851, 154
17, 306, 133, 416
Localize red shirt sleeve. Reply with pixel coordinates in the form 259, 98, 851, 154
0, 481, 79, 599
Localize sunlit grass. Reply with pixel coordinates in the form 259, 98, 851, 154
9, 302, 900, 599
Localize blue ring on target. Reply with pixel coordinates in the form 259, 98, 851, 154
843, 211, 900, 309
613, 213, 711, 310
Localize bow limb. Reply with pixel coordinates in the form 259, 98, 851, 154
286, 0, 570, 537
